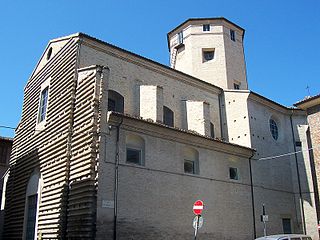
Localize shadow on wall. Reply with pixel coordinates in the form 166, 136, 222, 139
1, 149, 70, 239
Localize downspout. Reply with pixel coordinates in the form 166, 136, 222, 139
113, 116, 123, 240
290, 110, 306, 234
249, 150, 257, 239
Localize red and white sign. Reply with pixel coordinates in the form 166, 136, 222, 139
193, 200, 204, 215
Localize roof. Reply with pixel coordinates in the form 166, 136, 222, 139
45, 32, 222, 95
167, 17, 245, 50
108, 111, 255, 155
0, 136, 14, 142
294, 94, 320, 110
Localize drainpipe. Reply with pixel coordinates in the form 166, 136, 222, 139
290, 110, 306, 234
113, 116, 123, 240
249, 150, 257, 238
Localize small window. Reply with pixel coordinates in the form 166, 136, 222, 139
282, 218, 292, 234
183, 147, 199, 175
108, 90, 124, 113
203, 24, 210, 31
38, 87, 49, 123
163, 106, 174, 127
230, 29, 236, 41
126, 148, 142, 165
269, 118, 279, 140
295, 141, 302, 147
210, 123, 215, 138
184, 160, 195, 174
203, 49, 215, 62
178, 31, 183, 44
126, 134, 145, 166
46, 47, 52, 60
0, 145, 8, 164
234, 83, 240, 90
229, 167, 239, 180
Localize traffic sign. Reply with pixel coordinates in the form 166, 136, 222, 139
193, 200, 204, 215
193, 215, 204, 229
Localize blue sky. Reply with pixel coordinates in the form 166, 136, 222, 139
1, 0, 319, 137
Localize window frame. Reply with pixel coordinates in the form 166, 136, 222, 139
126, 147, 143, 166
233, 83, 240, 90
229, 167, 239, 180
163, 106, 174, 127
269, 118, 279, 140
178, 31, 184, 44
35, 78, 50, 131
203, 24, 210, 32
230, 29, 236, 41
38, 87, 49, 123
184, 159, 198, 175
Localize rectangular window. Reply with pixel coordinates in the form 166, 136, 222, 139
295, 141, 302, 147
210, 123, 215, 138
203, 24, 210, 31
282, 218, 292, 234
108, 98, 116, 112
163, 106, 174, 127
126, 148, 142, 165
184, 160, 195, 174
178, 31, 183, 44
229, 167, 239, 180
0, 146, 7, 164
230, 29, 236, 41
234, 83, 240, 90
203, 49, 215, 62
26, 194, 38, 240
38, 87, 49, 123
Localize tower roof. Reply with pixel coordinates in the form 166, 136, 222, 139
167, 17, 245, 50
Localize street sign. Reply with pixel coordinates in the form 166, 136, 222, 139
193, 200, 204, 215
193, 215, 204, 229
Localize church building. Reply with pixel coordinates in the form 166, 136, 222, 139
2, 17, 318, 240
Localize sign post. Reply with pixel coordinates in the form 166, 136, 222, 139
260, 204, 268, 237
193, 200, 204, 240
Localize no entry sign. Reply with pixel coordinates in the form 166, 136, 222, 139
193, 200, 204, 215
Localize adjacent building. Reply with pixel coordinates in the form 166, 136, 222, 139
0, 136, 13, 238
2, 18, 319, 240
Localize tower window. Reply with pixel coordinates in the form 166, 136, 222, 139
178, 31, 183, 44
203, 49, 215, 62
230, 29, 236, 41
203, 24, 210, 31
234, 83, 240, 90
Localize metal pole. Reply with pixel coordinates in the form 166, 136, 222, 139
263, 204, 267, 237
194, 215, 200, 240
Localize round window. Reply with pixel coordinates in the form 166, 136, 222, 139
269, 118, 278, 140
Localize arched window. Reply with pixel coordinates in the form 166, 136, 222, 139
108, 90, 124, 113
269, 118, 279, 140
126, 134, 145, 166
23, 169, 42, 240
183, 147, 199, 175
163, 106, 174, 127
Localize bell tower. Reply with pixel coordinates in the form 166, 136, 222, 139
167, 18, 248, 90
